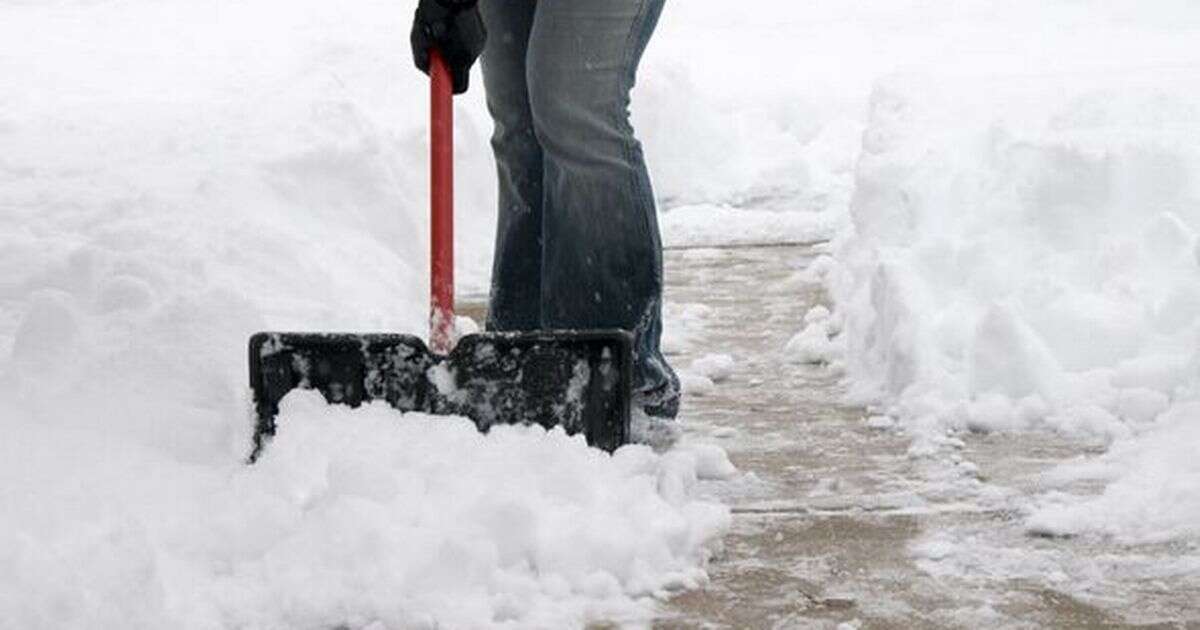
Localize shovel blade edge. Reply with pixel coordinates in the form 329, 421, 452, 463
248, 330, 633, 461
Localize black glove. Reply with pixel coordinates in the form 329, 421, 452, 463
411, 0, 486, 94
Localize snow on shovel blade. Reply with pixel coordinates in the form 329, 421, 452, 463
247, 330, 633, 461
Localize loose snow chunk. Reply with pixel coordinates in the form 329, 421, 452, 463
684, 443, 740, 481
785, 319, 840, 365
658, 443, 739, 487
426, 363, 466, 405
679, 372, 715, 396
786, 305, 845, 365
453, 315, 481, 336
804, 304, 832, 325
690, 353, 735, 382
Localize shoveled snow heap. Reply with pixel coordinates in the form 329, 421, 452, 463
0, 393, 729, 628
818, 67, 1200, 543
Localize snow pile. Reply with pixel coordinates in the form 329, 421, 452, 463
786, 305, 842, 366
0, 393, 729, 628
823, 70, 1200, 540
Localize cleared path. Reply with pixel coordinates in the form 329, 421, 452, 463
654, 244, 1200, 629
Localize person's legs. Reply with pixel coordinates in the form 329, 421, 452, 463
478, 1, 542, 331
526, 0, 679, 415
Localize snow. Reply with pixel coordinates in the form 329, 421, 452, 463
865, 415, 896, 431
0, 392, 729, 628
678, 373, 715, 398
818, 43, 1200, 540
659, 204, 840, 249
675, 353, 733, 401
786, 305, 843, 366
689, 354, 735, 383
661, 302, 713, 356
1027, 402, 1200, 544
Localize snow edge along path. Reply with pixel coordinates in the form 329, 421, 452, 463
809, 70, 1200, 544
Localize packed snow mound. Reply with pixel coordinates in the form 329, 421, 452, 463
831, 72, 1200, 432
822, 70, 1200, 541
0, 393, 730, 629
690, 353, 735, 383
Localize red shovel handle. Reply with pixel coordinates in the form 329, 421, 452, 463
429, 49, 455, 354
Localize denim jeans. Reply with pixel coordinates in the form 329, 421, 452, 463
478, 0, 678, 411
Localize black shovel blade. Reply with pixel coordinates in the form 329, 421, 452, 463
248, 330, 633, 461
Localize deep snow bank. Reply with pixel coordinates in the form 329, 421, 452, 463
820, 70, 1200, 541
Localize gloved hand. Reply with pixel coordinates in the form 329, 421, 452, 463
410, 0, 486, 94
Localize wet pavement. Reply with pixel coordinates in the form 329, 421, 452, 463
651, 244, 1200, 630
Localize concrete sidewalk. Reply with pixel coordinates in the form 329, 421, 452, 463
653, 245, 1200, 629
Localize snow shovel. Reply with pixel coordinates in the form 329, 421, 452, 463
247, 51, 634, 462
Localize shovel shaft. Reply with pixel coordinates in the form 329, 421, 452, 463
430, 49, 454, 354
